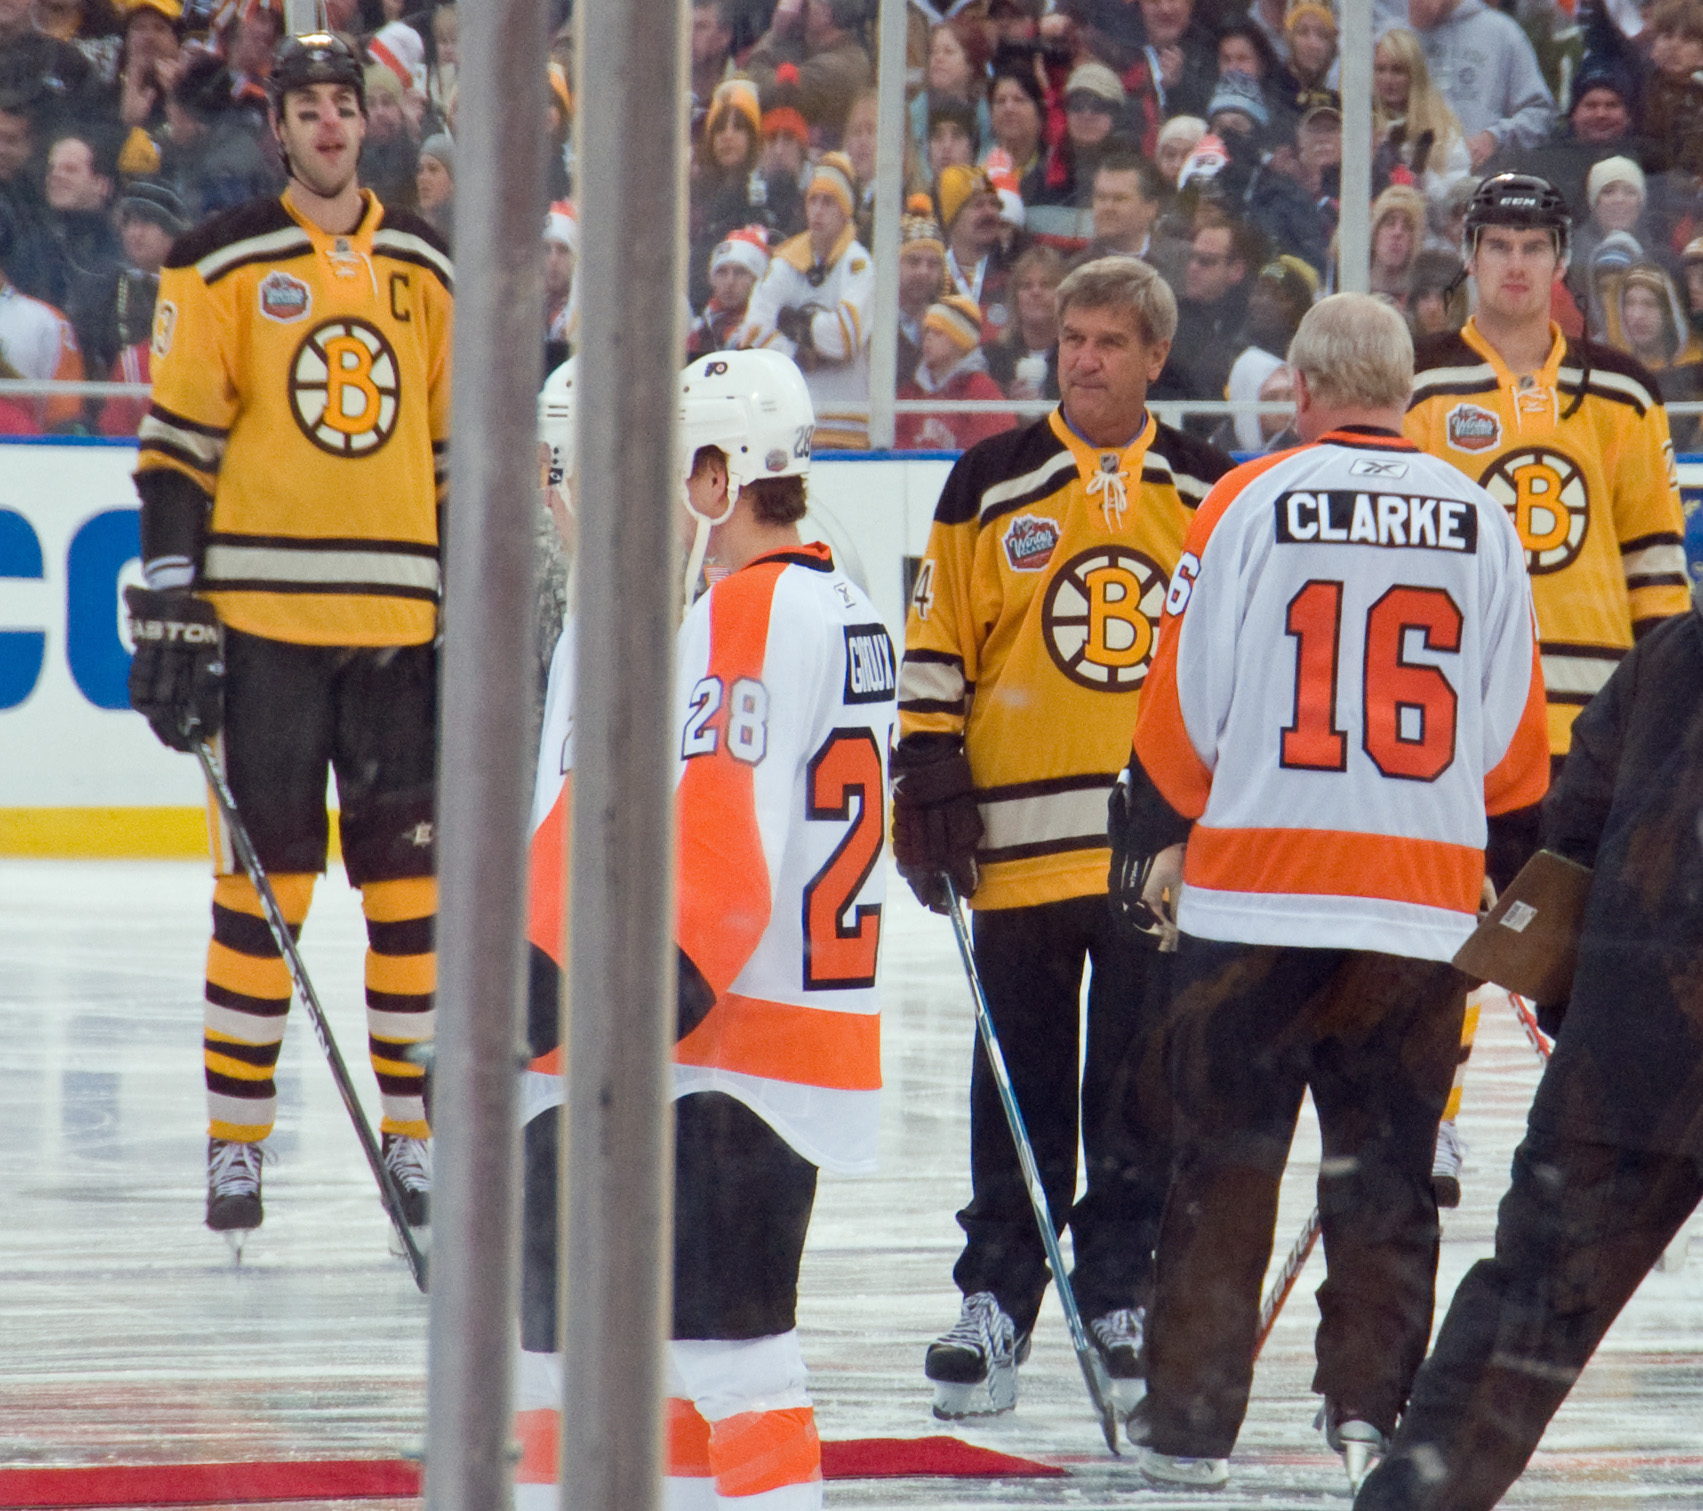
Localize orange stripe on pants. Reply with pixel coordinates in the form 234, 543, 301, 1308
709, 1405, 821, 1499
667, 1396, 713, 1478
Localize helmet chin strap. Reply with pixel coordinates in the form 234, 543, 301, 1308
681, 479, 739, 617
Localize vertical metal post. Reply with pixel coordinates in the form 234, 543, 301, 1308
563, 0, 689, 1505
424, 0, 549, 1500
866, 0, 909, 450
1338, 0, 1373, 294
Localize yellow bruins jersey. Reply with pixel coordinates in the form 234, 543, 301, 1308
137, 191, 453, 647
899, 408, 1232, 909
1407, 320, 1688, 754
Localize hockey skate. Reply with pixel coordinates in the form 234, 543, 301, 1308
382, 1134, 431, 1254
1432, 1119, 1466, 1208
1087, 1306, 1147, 1418
206, 1137, 264, 1260
925, 1291, 1029, 1418
1318, 1405, 1388, 1491
1137, 1448, 1229, 1490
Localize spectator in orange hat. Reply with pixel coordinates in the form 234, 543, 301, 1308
688, 224, 769, 358
757, 67, 809, 234
896, 291, 1015, 451
897, 208, 949, 384
938, 161, 1016, 341
690, 78, 777, 308
744, 0, 872, 147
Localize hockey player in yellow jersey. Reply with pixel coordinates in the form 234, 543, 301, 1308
1406, 173, 1689, 1207
894, 257, 1233, 1419
124, 32, 452, 1246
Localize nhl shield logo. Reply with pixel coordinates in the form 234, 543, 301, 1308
259, 270, 311, 323
1445, 402, 1501, 453
1002, 513, 1059, 572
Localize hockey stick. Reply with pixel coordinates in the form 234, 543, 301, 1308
944, 880, 1121, 1454
1506, 991, 1552, 1064
196, 740, 429, 1292
1254, 1204, 1321, 1360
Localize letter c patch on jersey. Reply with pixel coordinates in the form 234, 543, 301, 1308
289, 317, 402, 457
1042, 545, 1166, 690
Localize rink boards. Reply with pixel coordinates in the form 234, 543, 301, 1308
2, 440, 1701, 856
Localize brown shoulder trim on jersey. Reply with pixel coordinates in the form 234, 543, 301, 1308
372, 220, 454, 292
1622, 530, 1685, 553
1411, 330, 1477, 374
932, 413, 1070, 528
1146, 420, 1235, 506
1559, 337, 1659, 416
166, 196, 301, 275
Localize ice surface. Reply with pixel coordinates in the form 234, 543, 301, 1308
3, 858, 1702, 1509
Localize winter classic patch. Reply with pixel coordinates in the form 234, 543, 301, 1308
1445, 402, 1501, 453
1003, 513, 1060, 572
259, 270, 312, 323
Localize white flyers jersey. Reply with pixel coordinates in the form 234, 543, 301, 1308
672, 541, 895, 1174
1133, 429, 1550, 963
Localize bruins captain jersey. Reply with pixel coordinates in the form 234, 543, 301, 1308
1407, 320, 1688, 755
899, 408, 1232, 910
137, 190, 453, 648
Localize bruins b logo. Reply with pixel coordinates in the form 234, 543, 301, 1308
1478, 446, 1588, 574
1041, 546, 1166, 690
290, 317, 401, 456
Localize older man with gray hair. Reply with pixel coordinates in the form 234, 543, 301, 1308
1112, 293, 1549, 1491
896, 255, 1234, 1423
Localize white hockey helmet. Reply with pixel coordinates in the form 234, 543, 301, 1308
538, 356, 578, 493
677, 348, 815, 499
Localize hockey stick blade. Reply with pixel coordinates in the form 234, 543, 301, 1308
197, 741, 429, 1292
1255, 1205, 1321, 1360
945, 881, 1121, 1454
1507, 992, 1552, 1064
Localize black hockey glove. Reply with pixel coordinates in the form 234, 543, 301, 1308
891, 737, 982, 914
1107, 768, 1156, 942
774, 304, 817, 352
125, 584, 224, 752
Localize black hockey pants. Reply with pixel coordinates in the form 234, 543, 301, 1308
951, 894, 1172, 1336
1144, 937, 1466, 1458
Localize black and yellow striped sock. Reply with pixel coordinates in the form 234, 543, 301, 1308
1441, 986, 1485, 1125
204, 873, 316, 1142
362, 876, 436, 1138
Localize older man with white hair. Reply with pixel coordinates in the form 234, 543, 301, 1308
1113, 293, 1550, 1492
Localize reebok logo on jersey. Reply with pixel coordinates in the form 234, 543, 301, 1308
1003, 514, 1059, 572
1445, 403, 1501, 453
843, 623, 896, 703
1275, 492, 1478, 553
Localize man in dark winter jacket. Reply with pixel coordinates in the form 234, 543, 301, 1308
1356, 588, 1703, 1511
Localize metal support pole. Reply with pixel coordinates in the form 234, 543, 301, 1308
866, 0, 909, 450
1338, 0, 1373, 294
424, 0, 549, 1500
563, 0, 689, 1506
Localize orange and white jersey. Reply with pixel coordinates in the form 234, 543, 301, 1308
0, 283, 85, 427
1133, 429, 1550, 963
673, 540, 894, 1175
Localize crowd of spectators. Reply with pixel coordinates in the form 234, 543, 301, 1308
0, 0, 459, 436
3, 0, 1703, 447
656, 0, 1703, 452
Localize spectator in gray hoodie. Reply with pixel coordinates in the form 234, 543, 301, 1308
1406, 0, 1556, 168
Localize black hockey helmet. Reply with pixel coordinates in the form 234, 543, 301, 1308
270, 31, 365, 114
1462, 173, 1571, 264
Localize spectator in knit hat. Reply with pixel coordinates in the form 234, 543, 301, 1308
115, 0, 185, 180
359, 64, 420, 210
0, 0, 111, 140
1367, 182, 1426, 307
93, 177, 187, 438
897, 209, 949, 383
688, 224, 769, 358
1609, 263, 1703, 445
1026, 61, 1131, 247
1216, 253, 1314, 451
744, 0, 872, 147
756, 69, 809, 234
938, 161, 1017, 343
739, 150, 875, 447
1570, 155, 1652, 303
1204, 71, 1332, 273
415, 131, 453, 241
1486, 51, 1648, 222
1274, 0, 1339, 132
895, 291, 1015, 451
1155, 114, 1206, 189
543, 199, 577, 367
690, 78, 782, 310
545, 60, 572, 199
